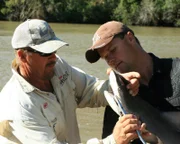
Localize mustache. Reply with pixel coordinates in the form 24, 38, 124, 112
46, 61, 56, 66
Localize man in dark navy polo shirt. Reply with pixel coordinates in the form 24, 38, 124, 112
85, 21, 180, 143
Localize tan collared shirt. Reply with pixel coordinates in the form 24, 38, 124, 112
0, 55, 115, 144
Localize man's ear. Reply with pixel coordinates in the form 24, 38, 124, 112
16, 49, 27, 62
126, 31, 135, 42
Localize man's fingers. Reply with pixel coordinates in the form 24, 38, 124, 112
127, 78, 139, 88
106, 70, 140, 96
106, 69, 141, 80
126, 75, 140, 96
106, 68, 112, 75
121, 72, 141, 81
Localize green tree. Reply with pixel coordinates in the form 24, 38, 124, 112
43, 0, 68, 22
162, 0, 180, 26
82, 0, 119, 24
1, 0, 45, 21
0, 0, 179, 26
0, 0, 5, 19
113, 0, 141, 25
137, 0, 159, 25
1, 0, 68, 22
63, 0, 87, 23
1, 0, 21, 20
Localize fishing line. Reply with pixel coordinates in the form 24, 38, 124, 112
113, 95, 146, 144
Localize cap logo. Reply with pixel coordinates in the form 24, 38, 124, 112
92, 33, 101, 45
30, 22, 55, 45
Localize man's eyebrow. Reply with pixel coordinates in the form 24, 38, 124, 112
100, 41, 115, 58
108, 43, 117, 53
106, 42, 113, 51
101, 47, 113, 59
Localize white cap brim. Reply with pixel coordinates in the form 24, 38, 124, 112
30, 37, 69, 53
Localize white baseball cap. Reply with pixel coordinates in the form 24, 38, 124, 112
12, 19, 68, 53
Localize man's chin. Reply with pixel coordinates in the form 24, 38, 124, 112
44, 71, 55, 80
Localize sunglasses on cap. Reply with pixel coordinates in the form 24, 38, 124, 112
22, 48, 56, 57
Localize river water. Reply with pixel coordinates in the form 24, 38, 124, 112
0, 21, 180, 143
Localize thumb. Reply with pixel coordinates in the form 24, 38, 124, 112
106, 68, 112, 75
121, 72, 141, 81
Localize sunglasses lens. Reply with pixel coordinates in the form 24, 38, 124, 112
25, 48, 56, 57
40, 51, 56, 57
40, 53, 52, 57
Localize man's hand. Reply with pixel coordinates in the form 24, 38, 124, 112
140, 123, 163, 144
112, 115, 162, 144
106, 68, 140, 96
112, 114, 141, 144
120, 72, 140, 96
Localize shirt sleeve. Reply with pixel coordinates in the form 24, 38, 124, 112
9, 120, 67, 144
86, 135, 116, 144
55, 57, 110, 108
10, 119, 116, 144
70, 65, 110, 108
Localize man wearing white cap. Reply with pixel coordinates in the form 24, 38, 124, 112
0, 19, 144, 144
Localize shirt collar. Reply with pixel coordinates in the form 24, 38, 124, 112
149, 53, 162, 75
12, 67, 35, 93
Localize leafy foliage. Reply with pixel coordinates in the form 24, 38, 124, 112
137, 0, 158, 26
113, 0, 141, 25
0, 0, 179, 26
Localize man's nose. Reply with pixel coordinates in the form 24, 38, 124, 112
49, 53, 57, 59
